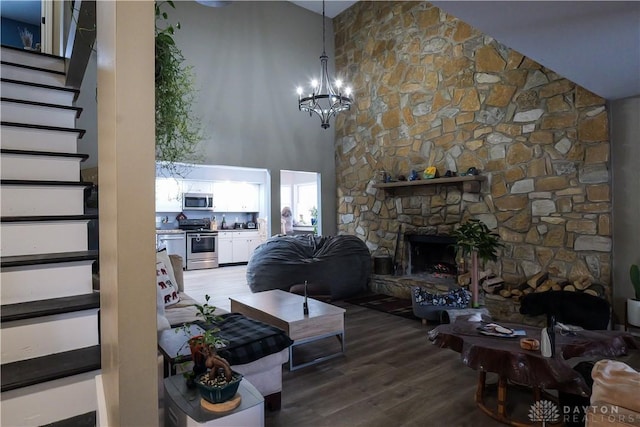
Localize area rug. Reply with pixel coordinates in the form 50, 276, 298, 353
344, 293, 419, 321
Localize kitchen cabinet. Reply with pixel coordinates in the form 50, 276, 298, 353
212, 182, 260, 213
182, 180, 213, 195
217, 231, 262, 264
156, 178, 182, 212
217, 232, 233, 264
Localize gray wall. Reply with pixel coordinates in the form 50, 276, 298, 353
169, 1, 337, 236
610, 95, 640, 324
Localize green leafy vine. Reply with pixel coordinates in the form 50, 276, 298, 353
155, 1, 203, 177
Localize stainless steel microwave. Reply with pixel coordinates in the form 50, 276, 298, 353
182, 193, 214, 210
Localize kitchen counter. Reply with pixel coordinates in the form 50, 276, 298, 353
156, 229, 185, 234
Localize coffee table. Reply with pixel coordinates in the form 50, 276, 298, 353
431, 318, 638, 426
230, 289, 346, 370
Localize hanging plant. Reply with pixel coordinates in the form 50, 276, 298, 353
155, 1, 203, 177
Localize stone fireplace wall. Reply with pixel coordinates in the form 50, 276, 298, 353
333, 2, 611, 290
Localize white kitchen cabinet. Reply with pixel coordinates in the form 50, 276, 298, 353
212, 182, 260, 213
182, 180, 213, 195
212, 182, 230, 212
232, 234, 250, 263
156, 178, 182, 212
218, 231, 261, 264
217, 232, 233, 264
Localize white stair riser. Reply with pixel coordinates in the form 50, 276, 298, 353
0, 63, 66, 87
1, 221, 88, 257
1, 154, 82, 181
0, 81, 74, 106
1, 186, 85, 216
1, 126, 79, 153
0, 370, 99, 427
1, 310, 99, 364
0, 48, 65, 73
1, 101, 77, 128
1, 262, 95, 304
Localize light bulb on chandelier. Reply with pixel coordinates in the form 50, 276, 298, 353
296, 0, 353, 129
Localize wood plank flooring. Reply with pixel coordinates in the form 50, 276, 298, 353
183, 266, 510, 426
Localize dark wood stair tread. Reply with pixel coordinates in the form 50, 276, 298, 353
43, 412, 96, 427
1, 250, 99, 268
0, 121, 86, 138
1, 179, 93, 187
1, 214, 98, 222
1, 97, 82, 118
0, 149, 89, 161
2, 293, 100, 322
1, 60, 66, 76
1, 346, 101, 392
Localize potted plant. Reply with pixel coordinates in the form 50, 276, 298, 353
19, 27, 33, 50
174, 295, 242, 400
155, 1, 204, 177
452, 219, 503, 307
627, 264, 640, 327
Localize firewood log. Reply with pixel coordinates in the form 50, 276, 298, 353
563, 284, 576, 292
573, 276, 592, 291
499, 289, 512, 298
527, 271, 548, 289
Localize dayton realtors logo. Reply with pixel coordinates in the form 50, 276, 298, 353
528, 400, 560, 426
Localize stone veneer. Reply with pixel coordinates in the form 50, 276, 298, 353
333, 2, 612, 293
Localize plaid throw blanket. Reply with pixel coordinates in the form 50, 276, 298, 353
199, 313, 293, 365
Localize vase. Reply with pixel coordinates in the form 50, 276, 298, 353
627, 299, 640, 327
188, 335, 207, 375
471, 251, 479, 308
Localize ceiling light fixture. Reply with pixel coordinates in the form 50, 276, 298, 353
296, 0, 353, 129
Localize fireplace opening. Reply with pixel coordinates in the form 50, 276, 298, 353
406, 234, 457, 283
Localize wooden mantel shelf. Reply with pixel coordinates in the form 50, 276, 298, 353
373, 175, 486, 193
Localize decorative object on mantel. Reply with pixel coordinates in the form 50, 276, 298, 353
627, 264, 640, 328
423, 166, 438, 179
296, 0, 353, 129
373, 174, 486, 193
452, 219, 503, 308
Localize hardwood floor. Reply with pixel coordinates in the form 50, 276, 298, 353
184, 266, 509, 426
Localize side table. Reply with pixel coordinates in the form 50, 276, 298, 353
164, 375, 264, 427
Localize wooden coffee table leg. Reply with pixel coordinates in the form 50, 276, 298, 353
497, 375, 508, 418
475, 372, 542, 427
476, 371, 486, 403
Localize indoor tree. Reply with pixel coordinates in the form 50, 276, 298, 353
452, 219, 503, 308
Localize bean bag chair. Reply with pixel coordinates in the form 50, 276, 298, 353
246, 234, 371, 300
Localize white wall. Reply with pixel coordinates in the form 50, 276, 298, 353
170, 1, 337, 236
610, 95, 640, 324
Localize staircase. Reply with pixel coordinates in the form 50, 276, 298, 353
0, 45, 100, 427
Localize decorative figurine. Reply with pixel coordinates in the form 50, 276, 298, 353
423, 166, 438, 179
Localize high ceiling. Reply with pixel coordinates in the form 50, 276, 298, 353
3, 1, 638, 100
293, 1, 640, 101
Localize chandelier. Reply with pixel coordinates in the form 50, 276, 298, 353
296, 0, 353, 129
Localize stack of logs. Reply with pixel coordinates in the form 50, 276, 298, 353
458, 270, 605, 302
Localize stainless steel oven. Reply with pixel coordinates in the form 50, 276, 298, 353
186, 231, 218, 270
